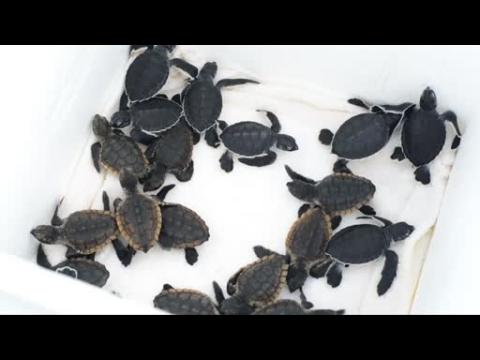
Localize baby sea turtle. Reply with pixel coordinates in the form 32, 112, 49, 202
252, 300, 344, 316
129, 45, 155, 54
219, 110, 298, 172
215, 253, 288, 315
91, 115, 149, 178
319, 99, 415, 160
182, 62, 259, 148
142, 120, 195, 191
125, 45, 198, 103
325, 216, 415, 296
153, 284, 220, 315
111, 96, 183, 146
37, 244, 109, 288
285, 160, 376, 224
391, 87, 462, 185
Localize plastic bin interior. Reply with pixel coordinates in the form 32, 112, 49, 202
1, 45, 478, 314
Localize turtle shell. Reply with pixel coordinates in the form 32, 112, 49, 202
316, 174, 376, 215
125, 47, 170, 103
235, 254, 288, 307
116, 194, 162, 252
402, 110, 446, 166
146, 122, 193, 171
101, 134, 148, 177
253, 300, 306, 315
62, 211, 117, 254
153, 289, 219, 315
158, 204, 209, 249
53, 258, 110, 287
327, 224, 387, 264
332, 113, 391, 159
130, 98, 182, 134
220, 122, 275, 157
183, 80, 222, 133
286, 208, 331, 263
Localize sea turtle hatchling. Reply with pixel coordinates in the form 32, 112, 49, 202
319, 99, 415, 160
324, 216, 415, 296
153, 284, 220, 315
390, 87, 463, 185
182, 62, 259, 148
285, 160, 377, 225
36, 244, 109, 288
91, 115, 149, 179
219, 110, 298, 173
125, 45, 198, 103
215, 253, 288, 315
252, 300, 344, 316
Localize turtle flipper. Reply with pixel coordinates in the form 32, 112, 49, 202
156, 184, 176, 202
143, 164, 167, 193
216, 78, 260, 89
91, 142, 102, 173
299, 288, 314, 310
238, 151, 277, 167
220, 151, 234, 173
51, 199, 64, 227
359, 205, 376, 216
414, 166, 431, 185
326, 262, 343, 288
217, 120, 228, 131
185, 248, 199, 266
441, 111, 462, 149
174, 161, 194, 182
213, 281, 226, 307
287, 181, 318, 204
391, 146, 406, 161
257, 110, 281, 133
333, 159, 352, 174
285, 165, 316, 184
319, 129, 334, 146
348, 98, 371, 110
112, 239, 136, 267
253, 246, 278, 259
309, 259, 333, 279
331, 216, 342, 231
377, 250, 399, 296
169, 58, 198, 78
37, 245, 52, 269
298, 204, 312, 218
205, 126, 221, 148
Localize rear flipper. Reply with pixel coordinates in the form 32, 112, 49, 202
326, 262, 343, 288
309, 259, 334, 279
451, 136, 461, 150
220, 151, 234, 173
391, 146, 406, 161
414, 166, 431, 185
333, 159, 352, 174
171, 94, 182, 106
359, 205, 376, 216
185, 248, 199, 266
37, 245, 52, 269
91, 142, 102, 173
319, 129, 334, 146
299, 288, 314, 310
173, 161, 194, 182
169, 58, 198, 78
205, 126, 221, 148
216, 78, 260, 89
377, 250, 399, 296
238, 151, 277, 167
143, 164, 167, 193
112, 239, 136, 267
331, 216, 342, 231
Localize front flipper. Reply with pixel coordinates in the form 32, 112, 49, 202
319, 129, 334, 146
216, 78, 260, 89
348, 98, 371, 110
238, 151, 277, 167
169, 58, 199, 78
91, 142, 102, 173
213, 281, 226, 307
333, 159, 352, 174
377, 250, 399, 296
51, 198, 64, 227
285, 165, 316, 184
185, 248, 199, 266
414, 166, 431, 185
326, 262, 343, 288
173, 161, 194, 182
156, 184, 176, 202
205, 126, 221, 148
37, 245, 52, 269
220, 151, 234, 173
441, 111, 462, 149
310, 259, 334, 279
391, 146, 406, 161
258, 110, 281, 133
253, 246, 279, 259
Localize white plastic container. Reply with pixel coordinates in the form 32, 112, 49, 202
1, 45, 478, 314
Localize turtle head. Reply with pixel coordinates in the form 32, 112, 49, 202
200, 62, 218, 79
286, 260, 308, 292
119, 169, 139, 194
420, 87, 437, 111
276, 134, 299, 152
219, 296, 254, 315
386, 222, 415, 243
92, 115, 111, 138
110, 111, 131, 128
31, 226, 60, 245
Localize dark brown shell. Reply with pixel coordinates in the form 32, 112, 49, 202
153, 289, 219, 315
53, 258, 110, 287
100, 134, 148, 177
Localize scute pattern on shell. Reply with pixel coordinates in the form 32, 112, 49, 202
101, 135, 148, 177
131, 98, 183, 133
286, 208, 331, 262
253, 300, 306, 315
154, 289, 219, 315
183, 82, 223, 132
117, 195, 162, 252
220, 122, 275, 156
159, 205, 209, 249
53, 258, 110, 287
63, 211, 118, 254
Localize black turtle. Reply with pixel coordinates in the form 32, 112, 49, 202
252, 300, 345, 316
323, 216, 415, 296
142, 120, 195, 191
319, 99, 415, 160
182, 62, 259, 148
36, 244, 109, 288
285, 160, 377, 225
125, 45, 198, 104
153, 284, 220, 315
219, 110, 298, 172
111, 96, 183, 146
215, 253, 288, 315
390, 87, 462, 185
91, 115, 149, 178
